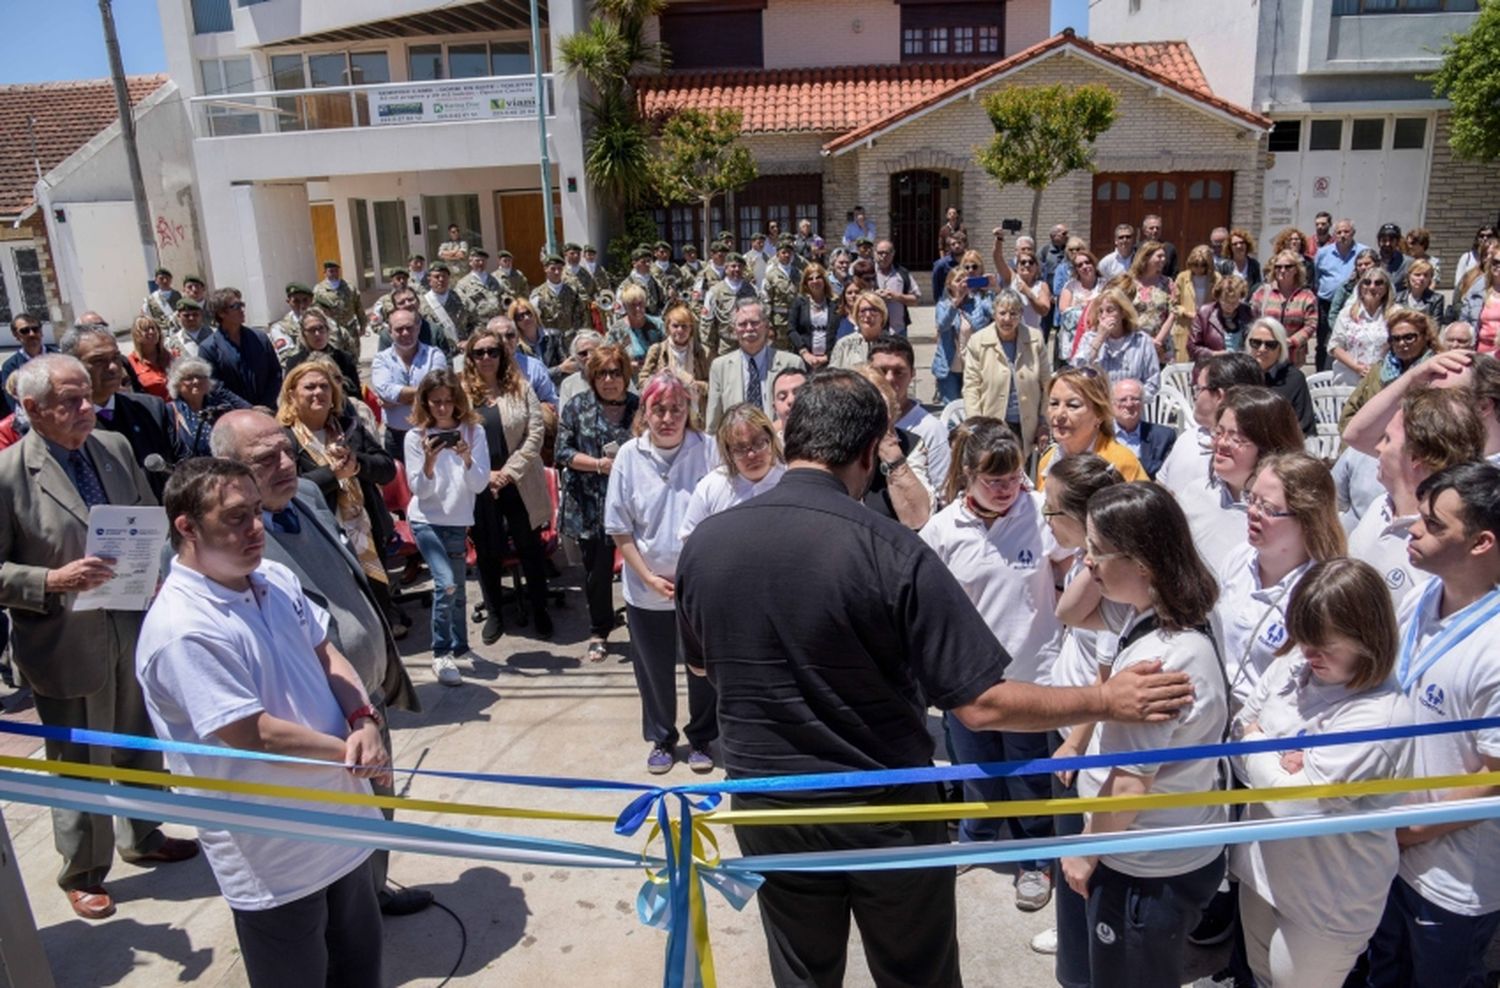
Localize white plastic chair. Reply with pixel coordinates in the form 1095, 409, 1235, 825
1312, 385, 1355, 433
1305, 432, 1341, 462
1142, 386, 1189, 432
1162, 362, 1194, 399
940, 399, 966, 434
1305, 371, 1338, 394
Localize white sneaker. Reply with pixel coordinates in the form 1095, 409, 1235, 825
1029, 927, 1058, 955
1015, 868, 1054, 911
432, 654, 462, 686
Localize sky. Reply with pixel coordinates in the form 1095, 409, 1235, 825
0, 0, 1087, 86
0, 0, 166, 85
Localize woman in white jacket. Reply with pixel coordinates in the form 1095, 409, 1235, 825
1231, 557, 1410, 987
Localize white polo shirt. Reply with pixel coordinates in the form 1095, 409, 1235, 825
1175, 475, 1250, 576
919, 492, 1069, 684
896, 402, 952, 497
679, 463, 786, 542
1211, 543, 1310, 716
1348, 493, 1419, 609
1230, 652, 1410, 940
136, 559, 377, 911
1047, 555, 1128, 740
604, 431, 717, 610
1156, 424, 1212, 495
1078, 612, 1228, 878
1394, 578, 1500, 916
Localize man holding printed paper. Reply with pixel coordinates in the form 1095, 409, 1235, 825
0, 354, 198, 922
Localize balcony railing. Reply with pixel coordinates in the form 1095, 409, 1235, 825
188, 72, 554, 138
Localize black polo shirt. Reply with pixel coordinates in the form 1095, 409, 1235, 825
676, 468, 1009, 779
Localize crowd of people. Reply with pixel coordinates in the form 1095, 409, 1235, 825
0, 208, 1497, 988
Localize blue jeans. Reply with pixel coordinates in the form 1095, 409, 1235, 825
412, 522, 469, 656
934, 372, 962, 403
1361, 876, 1500, 988
942, 713, 1053, 869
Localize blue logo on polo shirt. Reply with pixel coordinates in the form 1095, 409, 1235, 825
1386, 568, 1407, 589
1260, 622, 1287, 649
1419, 684, 1446, 715
1017, 549, 1035, 566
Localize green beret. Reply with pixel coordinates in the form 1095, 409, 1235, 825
285, 282, 313, 297
710, 241, 729, 254
173, 297, 203, 312
855, 237, 874, 248
468, 248, 489, 259
681, 244, 699, 254
750, 232, 766, 242
322, 259, 341, 269
386, 267, 409, 279
631, 246, 653, 261
777, 236, 797, 249
543, 253, 564, 266
726, 252, 746, 265
183, 275, 205, 287
497, 250, 514, 260
563, 242, 582, 253
583, 244, 597, 253
428, 262, 451, 275
654, 241, 671, 252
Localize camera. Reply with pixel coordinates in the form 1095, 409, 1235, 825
1001, 219, 1024, 233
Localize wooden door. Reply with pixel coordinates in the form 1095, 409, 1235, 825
1090, 172, 1233, 259
889, 170, 944, 272
497, 191, 564, 286
310, 203, 340, 272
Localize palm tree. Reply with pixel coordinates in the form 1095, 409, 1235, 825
559, 0, 670, 210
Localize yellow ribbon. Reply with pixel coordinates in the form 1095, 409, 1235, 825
703, 770, 1500, 826
639, 814, 722, 988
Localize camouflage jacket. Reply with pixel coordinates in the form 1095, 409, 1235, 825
562, 266, 598, 303
313, 279, 365, 338
699, 279, 762, 355
762, 262, 801, 350
420, 289, 471, 357
498, 267, 530, 301
530, 280, 589, 344
455, 272, 511, 328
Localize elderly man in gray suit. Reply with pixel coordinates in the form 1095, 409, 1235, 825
0, 354, 198, 921
704, 298, 806, 433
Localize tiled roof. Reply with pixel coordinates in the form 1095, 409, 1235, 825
1103, 40, 1212, 98
823, 33, 1270, 153
0, 75, 168, 219
637, 63, 980, 135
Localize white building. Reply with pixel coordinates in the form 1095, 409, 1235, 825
156, 0, 597, 325
1090, 0, 1496, 269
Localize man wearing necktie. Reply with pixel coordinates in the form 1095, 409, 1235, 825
0, 354, 198, 922
704, 298, 806, 433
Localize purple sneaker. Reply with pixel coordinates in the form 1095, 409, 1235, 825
647, 744, 675, 775
687, 747, 714, 774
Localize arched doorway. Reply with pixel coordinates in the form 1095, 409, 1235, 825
889, 170, 948, 270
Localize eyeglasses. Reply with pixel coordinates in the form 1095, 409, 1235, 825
1212, 427, 1254, 449
1247, 338, 1280, 351
1360, 279, 1385, 288
729, 436, 772, 458
875, 249, 892, 256
228, 302, 246, 310
1244, 491, 1293, 518
1387, 332, 1422, 346
469, 346, 503, 359
973, 473, 1023, 492
1041, 509, 1069, 519
647, 402, 687, 418
594, 367, 624, 380
13, 324, 40, 335
1115, 235, 1131, 242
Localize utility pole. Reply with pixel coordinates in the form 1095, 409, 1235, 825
98, 0, 160, 285
529, 0, 556, 258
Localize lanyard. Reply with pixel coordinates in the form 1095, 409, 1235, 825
1397, 579, 1500, 691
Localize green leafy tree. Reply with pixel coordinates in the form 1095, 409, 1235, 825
559, 0, 670, 210
608, 211, 664, 273
648, 108, 759, 257
975, 83, 1118, 238
1426, 0, 1500, 162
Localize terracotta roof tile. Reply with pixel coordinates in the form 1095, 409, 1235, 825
0, 75, 168, 220
1103, 40, 1212, 98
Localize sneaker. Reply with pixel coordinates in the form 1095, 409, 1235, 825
1188, 883, 1237, 946
1014, 869, 1053, 912
1029, 927, 1058, 955
687, 747, 713, 774
1189, 975, 1242, 988
432, 655, 462, 686
646, 744, 675, 775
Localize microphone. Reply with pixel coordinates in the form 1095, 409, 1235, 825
143, 454, 170, 475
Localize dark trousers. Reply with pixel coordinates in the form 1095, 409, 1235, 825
367, 694, 394, 893
231, 857, 383, 988
473, 486, 550, 620
383, 426, 407, 464
33, 630, 165, 890
578, 537, 617, 637
1084, 853, 1225, 988
624, 605, 717, 748
1315, 297, 1333, 372
1051, 735, 1090, 988
944, 713, 1053, 868
1361, 876, 1500, 988
733, 784, 961, 988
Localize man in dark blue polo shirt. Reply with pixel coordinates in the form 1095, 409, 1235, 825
676, 370, 1194, 987
199, 287, 283, 408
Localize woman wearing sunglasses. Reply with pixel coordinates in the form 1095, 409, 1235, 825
1244, 317, 1316, 436
1330, 267, 1395, 386
1058, 248, 1103, 362
1336, 308, 1440, 432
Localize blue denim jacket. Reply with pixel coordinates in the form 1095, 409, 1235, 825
933, 294, 995, 381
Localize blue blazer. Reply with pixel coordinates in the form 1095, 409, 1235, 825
1134, 421, 1178, 479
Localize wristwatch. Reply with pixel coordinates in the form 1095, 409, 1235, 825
346, 704, 381, 729
879, 455, 907, 477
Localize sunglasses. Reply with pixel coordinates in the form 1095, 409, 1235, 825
1360, 279, 1386, 287
228, 302, 246, 310
1272, 264, 1297, 271
1387, 332, 1421, 346
1247, 338, 1280, 351
13, 324, 40, 335
470, 346, 503, 358
595, 367, 624, 380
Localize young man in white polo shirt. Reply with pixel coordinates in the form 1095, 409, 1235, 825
1361, 461, 1500, 988
868, 335, 952, 495
136, 458, 391, 987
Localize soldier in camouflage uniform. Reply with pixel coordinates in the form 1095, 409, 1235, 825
530, 253, 589, 349
618, 246, 667, 317
455, 249, 512, 330
561, 242, 597, 304
419, 262, 470, 358
313, 260, 365, 362
699, 252, 762, 355
267, 282, 317, 366
141, 267, 180, 335
762, 238, 802, 352
678, 244, 702, 287
164, 297, 208, 359
695, 241, 730, 302
651, 241, 682, 305
583, 244, 612, 297
373, 268, 412, 324
496, 249, 530, 300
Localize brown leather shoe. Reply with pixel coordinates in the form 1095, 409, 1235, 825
122, 837, 200, 865
66, 885, 116, 920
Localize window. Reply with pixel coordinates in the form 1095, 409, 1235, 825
490, 41, 533, 76
1351, 118, 1384, 150
0, 263, 10, 325
1393, 117, 1427, 149
199, 57, 259, 136
408, 42, 533, 81
448, 44, 490, 79
660, 2, 765, 69
736, 206, 764, 249
408, 45, 445, 81
898, 1, 1005, 60
1188, 179, 1224, 199
1308, 119, 1342, 151
1333, 0, 1476, 12
12, 248, 47, 316
734, 174, 822, 249
1268, 119, 1301, 152
191, 0, 232, 34
421, 195, 482, 260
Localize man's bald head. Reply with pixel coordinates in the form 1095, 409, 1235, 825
210, 410, 300, 511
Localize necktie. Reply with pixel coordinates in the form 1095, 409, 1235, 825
270, 507, 301, 534
96, 407, 114, 423
67, 450, 108, 508
746, 356, 763, 409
